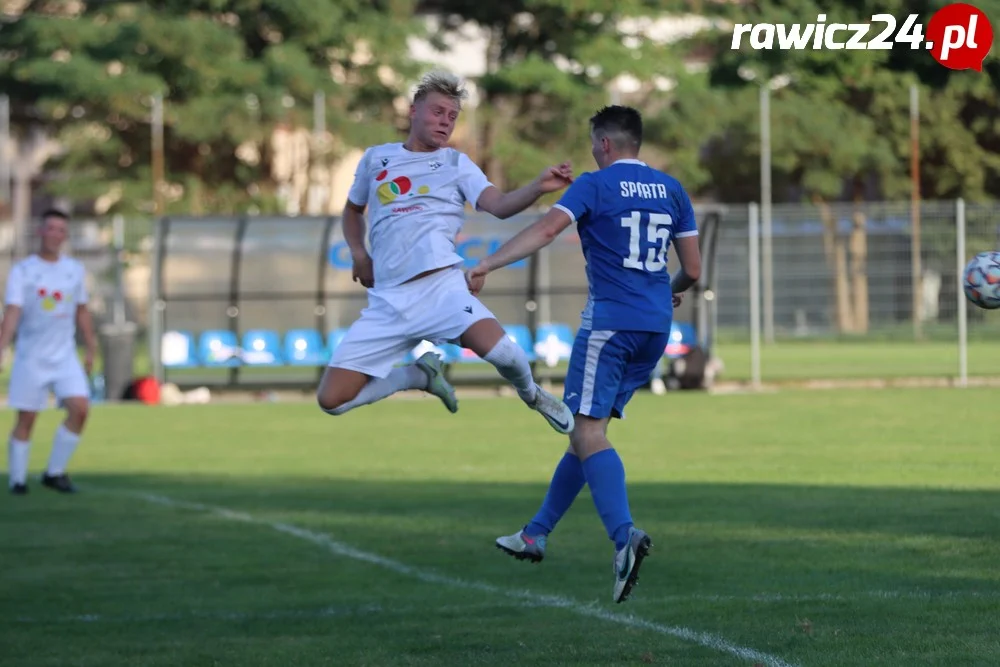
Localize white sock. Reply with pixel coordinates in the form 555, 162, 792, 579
484, 336, 537, 403
324, 365, 428, 416
46, 425, 81, 476
8, 437, 30, 487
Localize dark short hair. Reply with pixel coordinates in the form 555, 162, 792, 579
589, 105, 643, 151
41, 208, 70, 223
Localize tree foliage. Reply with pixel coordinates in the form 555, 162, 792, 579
690, 0, 1000, 203
418, 0, 689, 198
2, 0, 998, 218
0, 0, 421, 214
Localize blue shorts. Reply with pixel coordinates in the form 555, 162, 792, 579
563, 329, 669, 419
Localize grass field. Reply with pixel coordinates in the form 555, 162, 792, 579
714, 340, 1000, 383
2, 388, 998, 666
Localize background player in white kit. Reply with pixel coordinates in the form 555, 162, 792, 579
1, 209, 96, 495
316, 71, 574, 434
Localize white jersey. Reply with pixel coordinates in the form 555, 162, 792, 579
4, 255, 88, 365
347, 142, 493, 289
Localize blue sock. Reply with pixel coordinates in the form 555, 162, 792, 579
525, 453, 586, 537
581, 449, 633, 550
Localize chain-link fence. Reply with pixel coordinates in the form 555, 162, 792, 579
714, 199, 1000, 384
0, 200, 996, 388
146, 212, 714, 388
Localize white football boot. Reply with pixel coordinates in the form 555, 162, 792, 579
613, 527, 653, 603
525, 384, 574, 434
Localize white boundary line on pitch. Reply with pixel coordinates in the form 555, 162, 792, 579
126, 491, 800, 667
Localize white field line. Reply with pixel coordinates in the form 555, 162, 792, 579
125, 491, 800, 667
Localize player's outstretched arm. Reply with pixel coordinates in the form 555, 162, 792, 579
0, 305, 21, 369
466, 208, 573, 295
670, 235, 702, 294
476, 163, 573, 220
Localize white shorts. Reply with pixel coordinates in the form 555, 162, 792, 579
8, 357, 90, 411
329, 266, 495, 378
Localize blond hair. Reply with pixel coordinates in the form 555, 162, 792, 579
413, 70, 468, 106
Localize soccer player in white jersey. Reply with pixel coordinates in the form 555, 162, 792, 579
315, 71, 575, 435
1, 209, 96, 495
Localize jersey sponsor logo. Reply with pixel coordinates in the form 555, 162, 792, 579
36, 286, 72, 312
375, 171, 431, 204
390, 204, 425, 214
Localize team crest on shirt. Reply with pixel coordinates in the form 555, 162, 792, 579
381, 157, 389, 167
374, 170, 430, 205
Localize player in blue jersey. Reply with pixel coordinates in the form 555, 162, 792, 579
465, 105, 702, 603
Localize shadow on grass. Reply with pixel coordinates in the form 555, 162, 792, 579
3, 474, 1000, 667
3, 473, 985, 595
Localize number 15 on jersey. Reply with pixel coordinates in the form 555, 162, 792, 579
621, 211, 672, 272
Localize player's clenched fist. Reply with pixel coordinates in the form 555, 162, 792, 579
465, 262, 488, 296
352, 252, 374, 289
535, 162, 574, 194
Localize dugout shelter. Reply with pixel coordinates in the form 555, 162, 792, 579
148, 207, 723, 390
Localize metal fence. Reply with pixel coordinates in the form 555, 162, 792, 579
146, 210, 721, 388
715, 199, 1000, 385
0, 199, 996, 388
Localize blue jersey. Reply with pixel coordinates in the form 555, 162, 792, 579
553, 159, 698, 333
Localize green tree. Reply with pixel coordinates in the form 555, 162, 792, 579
681, 0, 1000, 332
0, 0, 423, 215
417, 1, 692, 197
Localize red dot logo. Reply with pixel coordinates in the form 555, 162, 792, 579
53, 291, 62, 301
376, 170, 388, 181
927, 3, 994, 71
38, 288, 46, 297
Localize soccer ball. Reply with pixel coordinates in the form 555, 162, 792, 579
962, 251, 1000, 309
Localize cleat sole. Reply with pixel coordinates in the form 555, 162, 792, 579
615, 535, 652, 604
495, 542, 544, 563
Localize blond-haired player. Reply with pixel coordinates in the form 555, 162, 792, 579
316, 71, 574, 434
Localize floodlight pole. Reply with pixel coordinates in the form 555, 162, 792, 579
956, 198, 967, 388
910, 84, 923, 340
749, 202, 762, 389
760, 85, 774, 344
152, 93, 165, 217
0, 94, 9, 208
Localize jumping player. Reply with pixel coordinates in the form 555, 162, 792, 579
316, 71, 575, 435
